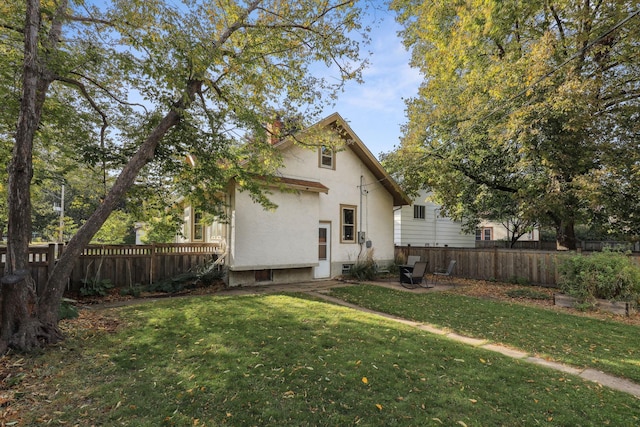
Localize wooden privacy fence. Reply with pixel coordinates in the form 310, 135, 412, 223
395, 246, 640, 287
0, 243, 220, 292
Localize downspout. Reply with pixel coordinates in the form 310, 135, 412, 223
358, 175, 363, 258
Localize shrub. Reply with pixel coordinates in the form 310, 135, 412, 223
348, 251, 377, 281
508, 276, 531, 286
79, 278, 114, 297
348, 260, 377, 281
558, 249, 640, 304
59, 299, 79, 320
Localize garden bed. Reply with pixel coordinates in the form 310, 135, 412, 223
554, 293, 636, 316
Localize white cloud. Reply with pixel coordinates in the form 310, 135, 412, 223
326, 13, 422, 156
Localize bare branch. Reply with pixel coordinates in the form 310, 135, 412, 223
68, 71, 149, 114
63, 14, 115, 27
54, 75, 109, 171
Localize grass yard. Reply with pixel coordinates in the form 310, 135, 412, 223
3, 292, 640, 426
327, 284, 640, 384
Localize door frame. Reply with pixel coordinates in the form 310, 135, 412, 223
314, 221, 331, 279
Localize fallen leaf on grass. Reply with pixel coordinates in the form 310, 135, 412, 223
375, 403, 383, 410
361, 377, 368, 384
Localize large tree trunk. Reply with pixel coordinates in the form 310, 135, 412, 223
1, 81, 201, 354
2, 0, 256, 354
0, 0, 202, 354
556, 219, 577, 251
37, 82, 201, 327
1, 0, 57, 354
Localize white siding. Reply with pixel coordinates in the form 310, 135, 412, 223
395, 191, 475, 248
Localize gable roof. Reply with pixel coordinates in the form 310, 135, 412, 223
273, 112, 411, 206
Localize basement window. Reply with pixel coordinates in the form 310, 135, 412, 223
255, 269, 273, 282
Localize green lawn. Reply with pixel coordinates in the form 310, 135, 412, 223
11, 292, 640, 426
327, 284, 640, 383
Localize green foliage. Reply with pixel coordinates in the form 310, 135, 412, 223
347, 250, 377, 281
3, 0, 371, 297
138, 213, 183, 244
79, 278, 114, 297
120, 283, 143, 298
147, 257, 224, 294
92, 210, 135, 244
390, 0, 640, 246
58, 299, 79, 320
507, 276, 531, 286
558, 249, 640, 304
505, 288, 551, 300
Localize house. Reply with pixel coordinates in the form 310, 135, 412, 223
394, 190, 476, 248
395, 190, 540, 248
178, 113, 411, 286
476, 221, 540, 242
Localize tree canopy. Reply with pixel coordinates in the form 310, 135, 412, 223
1, 0, 372, 353
389, 0, 640, 249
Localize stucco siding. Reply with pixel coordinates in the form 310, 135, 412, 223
230, 187, 319, 270
280, 143, 396, 267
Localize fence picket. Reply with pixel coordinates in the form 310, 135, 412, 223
0, 243, 220, 292
395, 246, 640, 287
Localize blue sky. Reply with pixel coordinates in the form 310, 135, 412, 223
320, 7, 422, 159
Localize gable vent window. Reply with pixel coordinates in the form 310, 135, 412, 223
413, 205, 426, 220
319, 146, 335, 169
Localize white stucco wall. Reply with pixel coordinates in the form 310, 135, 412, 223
280, 143, 396, 273
229, 187, 319, 270
395, 191, 476, 248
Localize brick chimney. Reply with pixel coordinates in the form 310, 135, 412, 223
269, 115, 283, 145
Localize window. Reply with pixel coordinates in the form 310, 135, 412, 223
255, 269, 272, 282
183, 207, 191, 240
340, 205, 356, 243
319, 146, 335, 169
413, 205, 425, 219
318, 227, 328, 260
476, 227, 493, 240
193, 212, 204, 241
342, 264, 354, 274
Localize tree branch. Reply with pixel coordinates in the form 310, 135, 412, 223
68, 71, 149, 113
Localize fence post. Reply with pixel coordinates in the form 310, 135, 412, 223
493, 246, 499, 281
47, 243, 57, 278
150, 243, 155, 285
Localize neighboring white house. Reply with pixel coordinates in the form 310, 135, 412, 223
395, 190, 540, 247
178, 113, 410, 286
476, 221, 540, 242
394, 190, 476, 248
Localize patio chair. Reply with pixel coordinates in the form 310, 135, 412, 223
406, 255, 421, 266
401, 261, 430, 289
432, 260, 457, 286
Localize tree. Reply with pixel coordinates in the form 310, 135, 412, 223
1, 0, 370, 353
390, 0, 640, 250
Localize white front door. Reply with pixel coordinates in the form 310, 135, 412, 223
314, 223, 331, 278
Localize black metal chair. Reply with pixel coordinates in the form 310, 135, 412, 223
401, 261, 430, 289
432, 260, 457, 286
